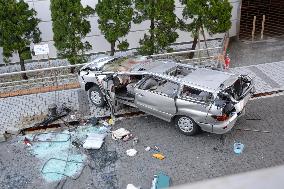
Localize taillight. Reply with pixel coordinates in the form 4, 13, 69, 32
211, 114, 229, 121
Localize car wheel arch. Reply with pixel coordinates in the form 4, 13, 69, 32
85, 82, 97, 91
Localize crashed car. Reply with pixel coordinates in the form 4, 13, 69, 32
78, 55, 255, 135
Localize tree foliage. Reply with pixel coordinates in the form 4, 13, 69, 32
134, 0, 179, 55
51, 0, 94, 64
0, 0, 41, 79
180, 0, 232, 58
96, 0, 133, 56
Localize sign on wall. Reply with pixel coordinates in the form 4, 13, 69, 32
34, 44, 49, 56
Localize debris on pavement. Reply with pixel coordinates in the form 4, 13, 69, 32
152, 153, 165, 160
112, 128, 130, 140
145, 146, 151, 151
126, 184, 141, 189
0, 134, 6, 142
151, 172, 170, 189
23, 137, 32, 146
83, 133, 107, 149
126, 149, 137, 157
234, 142, 245, 154
122, 133, 134, 142
22, 123, 109, 182
108, 118, 115, 125
236, 128, 270, 133
87, 117, 98, 126
132, 137, 139, 145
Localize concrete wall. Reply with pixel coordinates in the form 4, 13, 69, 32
6, 0, 239, 62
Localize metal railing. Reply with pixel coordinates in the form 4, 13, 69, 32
0, 37, 227, 94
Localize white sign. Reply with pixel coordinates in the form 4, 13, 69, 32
34, 44, 49, 55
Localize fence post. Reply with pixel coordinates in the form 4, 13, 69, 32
252, 16, 256, 41
261, 15, 265, 40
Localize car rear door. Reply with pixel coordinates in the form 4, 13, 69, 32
134, 76, 179, 122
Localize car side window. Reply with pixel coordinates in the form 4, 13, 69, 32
139, 77, 179, 97
180, 85, 212, 102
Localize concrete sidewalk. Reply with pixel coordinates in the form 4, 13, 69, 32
230, 61, 284, 93
228, 37, 284, 68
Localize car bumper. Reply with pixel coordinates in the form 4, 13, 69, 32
199, 109, 246, 134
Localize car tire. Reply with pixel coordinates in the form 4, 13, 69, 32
89, 85, 105, 107
175, 116, 200, 136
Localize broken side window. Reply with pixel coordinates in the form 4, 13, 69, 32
139, 77, 179, 97
180, 85, 212, 102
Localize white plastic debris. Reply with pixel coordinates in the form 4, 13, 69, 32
145, 146, 151, 151
112, 128, 130, 140
126, 149, 137, 157
126, 184, 140, 189
83, 133, 107, 149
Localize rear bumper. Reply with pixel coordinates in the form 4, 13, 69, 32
199, 111, 243, 134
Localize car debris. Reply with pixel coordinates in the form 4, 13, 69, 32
83, 133, 107, 149
126, 184, 141, 189
23, 137, 32, 146
78, 55, 255, 136
152, 153, 165, 160
126, 149, 137, 157
112, 128, 131, 140
145, 146, 151, 151
234, 142, 245, 154
122, 133, 134, 142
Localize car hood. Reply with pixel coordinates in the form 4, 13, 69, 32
80, 54, 116, 71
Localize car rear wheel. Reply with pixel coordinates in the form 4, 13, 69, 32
89, 85, 105, 107
175, 116, 200, 136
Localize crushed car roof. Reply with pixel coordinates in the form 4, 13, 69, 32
181, 68, 238, 92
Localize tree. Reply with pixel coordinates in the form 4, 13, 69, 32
51, 0, 94, 64
96, 0, 133, 56
180, 0, 232, 58
134, 0, 179, 55
0, 0, 41, 79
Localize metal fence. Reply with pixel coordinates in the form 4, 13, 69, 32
0, 34, 228, 95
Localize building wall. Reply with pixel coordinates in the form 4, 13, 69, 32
6, 0, 240, 62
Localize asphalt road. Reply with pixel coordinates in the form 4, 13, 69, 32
1, 95, 284, 189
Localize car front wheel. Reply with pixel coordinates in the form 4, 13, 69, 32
89, 86, 105, 107
175, 116, 200, 136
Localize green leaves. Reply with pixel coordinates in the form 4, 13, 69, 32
134, 0, 179, 55
51, 0, 94, 64
180, 0, 232, 36
0, 0, 41, 61
96, 0, 133, 55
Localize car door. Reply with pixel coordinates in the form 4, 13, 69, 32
134, 76, 179, 122
176, 85, 214, 127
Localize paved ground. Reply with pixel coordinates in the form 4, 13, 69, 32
228, 37, 284, 68
1, 95, 284, 189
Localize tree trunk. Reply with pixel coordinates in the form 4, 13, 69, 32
188, 36, 198, 59
150, 18, 155, 55
19, 56, 28, 80
110, 41, 115, 56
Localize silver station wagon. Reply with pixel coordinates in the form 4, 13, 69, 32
78, 55, 255, 135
